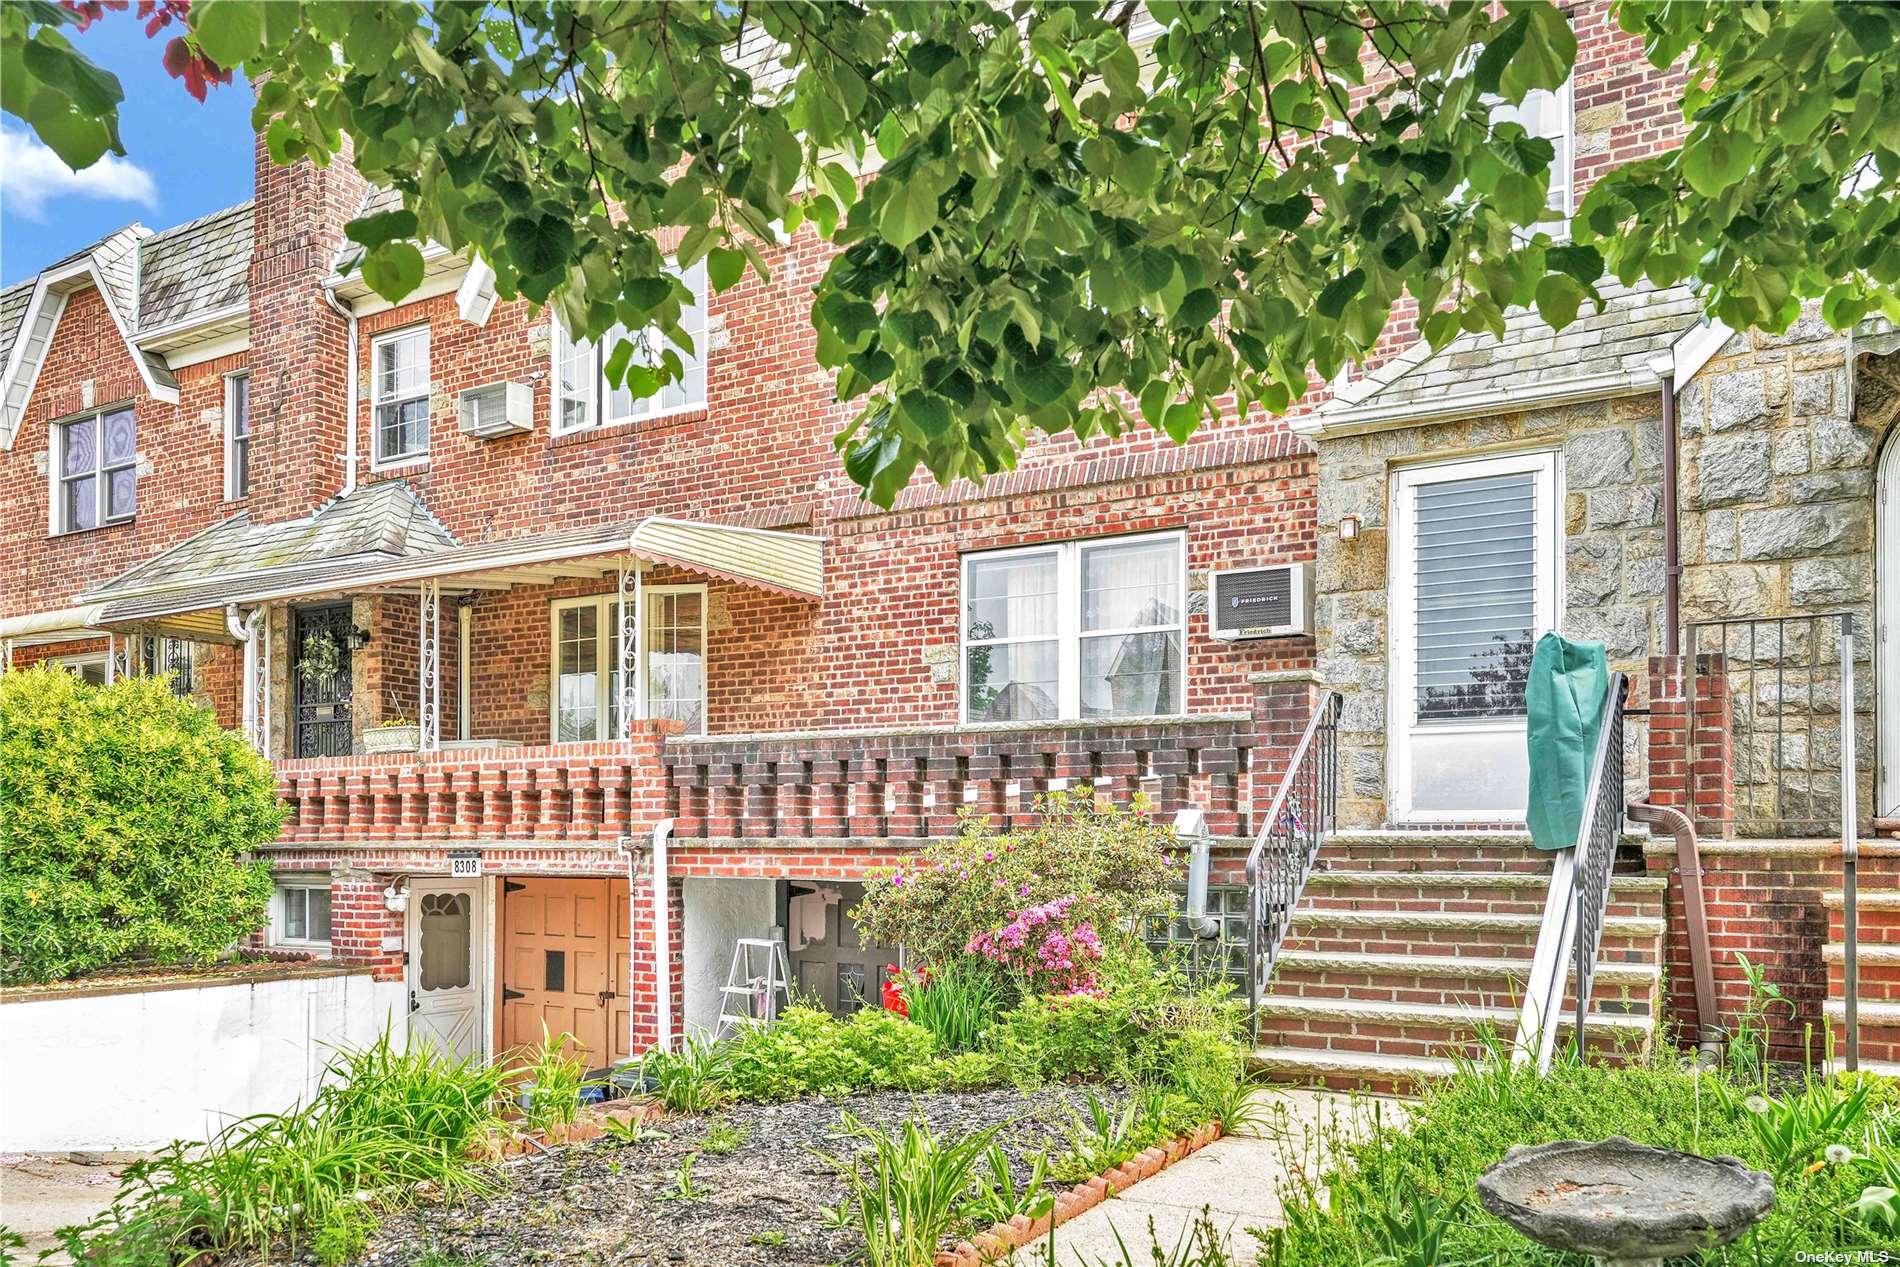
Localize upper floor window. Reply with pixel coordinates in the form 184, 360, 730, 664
372, 326, 430, 467
225, 373, 251, 500
54, 406, 135, 534
553, 261, 708, 435
962, 533, 1186, 724
1492, 79, 1574, 220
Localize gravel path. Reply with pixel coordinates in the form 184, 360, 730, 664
359, 1086, 1124, 1267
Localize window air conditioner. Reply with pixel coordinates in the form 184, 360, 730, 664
1209, 563, 1313, 640
457, 381, 533, 439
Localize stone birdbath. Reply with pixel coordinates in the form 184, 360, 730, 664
1477, 1137, 1774, 1266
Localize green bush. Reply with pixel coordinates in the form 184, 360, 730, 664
849, 791, 1181, 968
1, 667, 282, 982
984, 957, 1243, 1087
723, 1006, 940, 1101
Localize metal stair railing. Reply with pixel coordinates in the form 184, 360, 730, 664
1245, 690, 1342, 1017
1513, 672, 1629, 1073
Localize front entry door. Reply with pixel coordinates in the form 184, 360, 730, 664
407, 879, 483, 1060
292, 603, 355, 757
1391, 452, 1561, 822
785, 881, 901, 1016
500, 879, 631, 1066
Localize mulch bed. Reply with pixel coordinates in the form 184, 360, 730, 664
358, 1086, 1123, 1267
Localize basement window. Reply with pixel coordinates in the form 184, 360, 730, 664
273, 877, 333, 949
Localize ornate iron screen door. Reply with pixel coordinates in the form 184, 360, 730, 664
293, 603, 355, 757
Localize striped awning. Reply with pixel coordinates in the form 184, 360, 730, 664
0, 604, 108, 647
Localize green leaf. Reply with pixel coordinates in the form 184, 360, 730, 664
1011, 353, 1073, 407
707, 247, 746, 293
503, 215, 575, 280
1316, 269, 1366, 320
880, 177, 940, 249
1682, 129, 1753, 198
1546, 244, 1604, 286
1161, 400, 1201, 443
898, 390, 955, 441
346, 208, 419, 247
1822, 283, 1868, 330
1534, 274, 1585, 328
190, 0, 265, 69
362, 242, 425, 304
1175, 288, 1220, 328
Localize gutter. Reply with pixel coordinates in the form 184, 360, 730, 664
322, 288, 359, 495
1295, 369, 1655, 439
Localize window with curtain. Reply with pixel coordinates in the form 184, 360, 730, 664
553, 261, 709, 434
645, 588, 707, 734
1412, 470, 1539, 722
963, 534, 1185, 723
56, 407, 136, 533
372, 326, 430, 465
552, 591, 707, 740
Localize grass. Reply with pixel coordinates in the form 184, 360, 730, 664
57, 1032, 508, 1265
1255, 1050, 1900, 1265
517, 1026, 597, 1132
700, 1117, 749, 1154
903, 958, 1007, 1053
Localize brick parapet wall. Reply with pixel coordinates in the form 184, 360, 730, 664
1645, 839, 1900, 1063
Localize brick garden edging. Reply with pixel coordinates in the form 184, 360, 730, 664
934, 1120, 1226, 1267
470, 1099, 662, 1159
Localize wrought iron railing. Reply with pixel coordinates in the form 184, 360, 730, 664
1244, 691, 1342, 1017
1515, 672, 1628, 1072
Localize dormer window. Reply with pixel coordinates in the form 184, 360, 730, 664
53, 406, 135, 534
552, 261, 708, 435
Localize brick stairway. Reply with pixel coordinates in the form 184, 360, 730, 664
1824, 888, 1900, 1076
1250, 830, 1666, 1093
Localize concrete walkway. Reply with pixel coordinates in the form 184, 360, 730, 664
1, 1152, 144, 1265
1013, 1089, 1405, 1265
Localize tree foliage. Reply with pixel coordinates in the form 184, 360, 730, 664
6, 1, 1900, 506
0, 666, 281, 983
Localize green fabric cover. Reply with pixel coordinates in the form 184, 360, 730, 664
1525, 631, 1609, 851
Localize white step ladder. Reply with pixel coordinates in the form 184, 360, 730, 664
717, 938, 793, 1038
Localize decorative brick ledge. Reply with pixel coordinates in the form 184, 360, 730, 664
936, 1120, 1225, 1267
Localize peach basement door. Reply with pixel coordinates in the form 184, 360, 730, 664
499, 878, 633, 1066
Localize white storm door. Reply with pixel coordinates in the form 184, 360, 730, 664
1391, 452, 1561, 823
407, 878, 484, 1060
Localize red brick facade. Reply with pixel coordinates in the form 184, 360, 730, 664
2, 5, 1861, 1071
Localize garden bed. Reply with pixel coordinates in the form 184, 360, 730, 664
358, 1085, 1133, 1267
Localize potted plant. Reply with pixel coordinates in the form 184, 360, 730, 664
363, 697, 421, 754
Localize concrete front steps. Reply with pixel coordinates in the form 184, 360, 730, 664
1824, 889, 1900, 1070
1252, 831, 1665, 1093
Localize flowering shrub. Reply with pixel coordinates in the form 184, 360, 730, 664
850, 791, 1181, 968
967, 896, 1106, 995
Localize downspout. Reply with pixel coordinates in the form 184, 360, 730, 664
624, 819, 676, 1055
226, 603, 265, 744
1651, 358, 1681, 656
322, 288, 359, 495
1629, 798, 1721, 1065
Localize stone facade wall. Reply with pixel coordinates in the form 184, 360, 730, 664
1677, 320, 1900, 831
1313, 394, 1666, 827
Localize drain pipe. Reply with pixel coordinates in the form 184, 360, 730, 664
1629, 798, 1721, 1065
624, 820, 677, 1055
225, 603, 266, 746
322, 287, 360, 495
1174, 808, 1220, 939
1650, 360, 1682, 657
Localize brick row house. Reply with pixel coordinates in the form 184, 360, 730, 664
2, 2, 1893, 1084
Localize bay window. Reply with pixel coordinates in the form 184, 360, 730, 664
54, 406, 136, 533
371, 326, 430, 466
962, 533, 1186, 723
553, 261, 708, 434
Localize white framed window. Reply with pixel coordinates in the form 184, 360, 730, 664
962, 532, 1187, 723
1491, 79, 1575, 221
51, 406, 136, 534
134, 636, 197, 698
371, 326, 430, 467
272, 876, 333, 949
52, 652, 108, 686
224, 372, 251, 499
552, 261, 708, 435
549, 587, 708, 742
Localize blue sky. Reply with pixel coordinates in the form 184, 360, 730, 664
1, 12, 256, 288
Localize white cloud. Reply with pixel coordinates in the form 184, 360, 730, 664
0, 125, 157, 222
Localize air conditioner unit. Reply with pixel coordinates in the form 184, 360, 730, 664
1209, 563, 1313, 640
456, 381, 532, 438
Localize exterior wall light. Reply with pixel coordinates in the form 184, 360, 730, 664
1338, 514, 1361, 541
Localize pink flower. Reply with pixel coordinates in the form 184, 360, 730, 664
891, 872, 906, 888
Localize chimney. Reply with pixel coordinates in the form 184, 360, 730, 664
245, 129, 368, 522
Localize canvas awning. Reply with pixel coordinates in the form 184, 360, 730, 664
0, 604, 108, 647
81, 515, 823, 633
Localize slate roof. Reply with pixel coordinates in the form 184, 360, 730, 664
1331, 278, 1705, 417
140, 201, 253, 329
0, 280, 33, 367
91, 480, 458, 601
